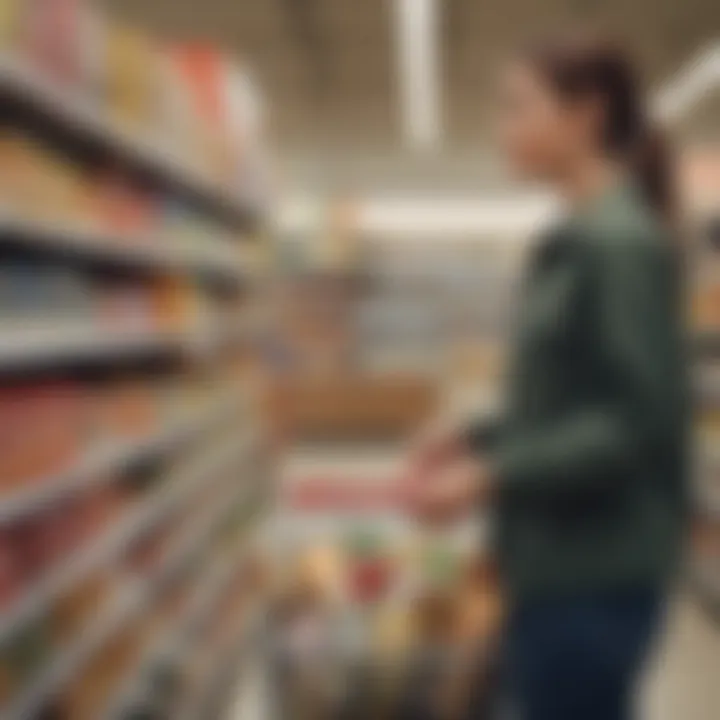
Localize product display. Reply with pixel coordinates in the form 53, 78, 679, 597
0, 2, 269, 718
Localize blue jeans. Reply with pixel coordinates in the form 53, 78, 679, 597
498, 590, 663, 720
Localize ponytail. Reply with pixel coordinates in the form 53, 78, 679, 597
631, 125, 677, 226
525, 31, 677, 226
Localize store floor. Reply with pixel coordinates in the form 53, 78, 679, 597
225, 594, 720, 720
643, 593, 720, 720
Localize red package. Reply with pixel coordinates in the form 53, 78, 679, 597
348, 556, 393, 605
22, 0, 85, 85
0, 383, 85, 493
91, 170, 158, 239
167, 45, 233, 178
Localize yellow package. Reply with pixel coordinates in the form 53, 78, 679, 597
106, 23, 156, 131
0, 0, 19, 51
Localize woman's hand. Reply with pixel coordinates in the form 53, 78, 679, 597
409, 457, 494, 525
408, 417, 467, 474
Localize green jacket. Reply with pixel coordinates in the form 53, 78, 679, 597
469, 183, 689, 601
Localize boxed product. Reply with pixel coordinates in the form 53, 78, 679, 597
92, 169, 158, 239
0, 132, 89, 222
0, 0, 20, 52
155, 49, 204, 165
96, 377, 159, 442
106, 23, 157, 132
167, 45, 231, 179
269, 375, 439, 440
22, 0, 85, 85
96, 278, 158, 333
0, 262, 96, 331
692, 283, 720, 330
221, 61, 264, 187
151, 277, 207, 333
0, 382, 86, 494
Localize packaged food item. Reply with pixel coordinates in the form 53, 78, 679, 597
106, 24, 157, 132
97, 377, 158, 442
76, 1, 107, 104
151, 278, 205, 333
59, 619, 140, 719
160, 199, 206, 253
0, 0, 20, 52
96, 279, 157, 333
0, 263, 95, 332
0, 131, 92, 223
692, 284, 720, 330
155, 50, 203, 164
50, 569, 112, 644
0, 382, 85, 494
22, 0, 86, 87
167, 45, 230, 179
91, 170, 158, 239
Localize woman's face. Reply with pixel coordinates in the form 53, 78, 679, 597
496, 61, 594, 182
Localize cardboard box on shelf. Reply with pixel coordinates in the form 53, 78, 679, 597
269, 374, 439, 441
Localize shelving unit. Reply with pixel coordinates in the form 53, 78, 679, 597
0, 393, 241, 525
0, 54, 261, 229
0, 9, 271, 717
0, 215, 247, 284
687, 147, 720, 615
6, 450, 261, 720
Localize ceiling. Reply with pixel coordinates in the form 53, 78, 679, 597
105, 0, 719, 191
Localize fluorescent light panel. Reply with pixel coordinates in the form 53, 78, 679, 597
394, 0, 441, 150
277, 194, 559, 238
654, 44, 720, 123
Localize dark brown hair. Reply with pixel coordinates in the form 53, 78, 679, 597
524, 31, 676, 224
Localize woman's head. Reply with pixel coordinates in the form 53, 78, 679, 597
498, 30, 674, 221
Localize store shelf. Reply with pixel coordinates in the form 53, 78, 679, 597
694, 329, 720, 357
178, 605, 257, 720
0, 432, 254, 648
696, 371, 720, 407
0, 214, 247, 285
105, 479, 261, 717
2, 436, 256, 720
104, 545, 237, 717
691, 560, 720, 620
0, 394, 241, 525
107, 535, 255, 719
0, 54, 261, 230
0, 325, 204, 372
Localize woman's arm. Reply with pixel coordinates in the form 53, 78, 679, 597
492, 231, 685, 499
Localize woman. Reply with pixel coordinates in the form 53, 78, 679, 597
410, 31, 688, 720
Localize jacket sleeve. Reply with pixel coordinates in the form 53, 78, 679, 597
465, 413, 504, 455
494, 233, 682, 498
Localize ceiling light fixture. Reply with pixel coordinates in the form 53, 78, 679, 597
393, 0, 441, 151
654, 43, 720, 123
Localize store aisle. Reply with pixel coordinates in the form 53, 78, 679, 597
643, 595, 720, 720
224, 595, 720, 720
226, 655, 272, 720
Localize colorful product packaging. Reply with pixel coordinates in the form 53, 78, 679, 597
0, 0, 20, 52
0, 382, 85, 494
106, 23, 157, 132
167, 45, 232, 180
21, 0, 86, 87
